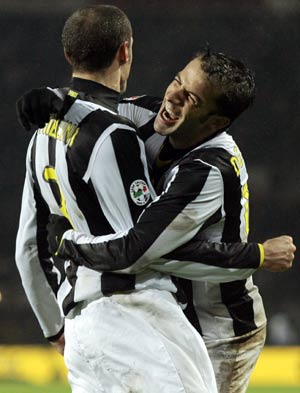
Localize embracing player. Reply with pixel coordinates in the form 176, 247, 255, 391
16, 6, 295, 393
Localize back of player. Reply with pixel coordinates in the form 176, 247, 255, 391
16, 85, 218, 393
31, 89, 160, 314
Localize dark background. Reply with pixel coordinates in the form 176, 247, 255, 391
0, 0, 299, 344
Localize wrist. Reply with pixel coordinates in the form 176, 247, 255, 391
258, 243, 265, 268
46, 326, 64, 343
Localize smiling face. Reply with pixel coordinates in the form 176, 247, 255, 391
154, 58, 229, 148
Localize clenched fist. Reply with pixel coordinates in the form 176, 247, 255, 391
261, 235, 296, 272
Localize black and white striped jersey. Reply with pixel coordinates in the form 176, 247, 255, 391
120, 96, 266, 340
15, 88, 264, 340
16, 79, 158, 339
56, 95, 266, 340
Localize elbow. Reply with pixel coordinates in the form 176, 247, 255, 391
15, 242, 38, 270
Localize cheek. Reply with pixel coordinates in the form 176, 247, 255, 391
182, 105, 198, 120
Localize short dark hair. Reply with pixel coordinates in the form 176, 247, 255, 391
195, 51, 256, 122
62, 5, 132, 72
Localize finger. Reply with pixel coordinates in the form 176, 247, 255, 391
32, 106, 45, 128
16, 100, 32, 131
289, 253, 295, 262
284, 252, 294, 262
17, 112, 32, 131
16, 96, 24, 116
279, 262, 290, 272
49, 213, 60, 221
40, 105, 52, 126
52, 96, 64, 114
285, 263, 293, 271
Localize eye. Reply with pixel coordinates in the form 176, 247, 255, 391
174, 76, 181, 85
187, 93, 198, 105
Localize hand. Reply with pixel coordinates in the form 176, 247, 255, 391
47, 214, 72, 255
16, 88, 63, 131
261, 235, 296, 272
49, 333, 65, 356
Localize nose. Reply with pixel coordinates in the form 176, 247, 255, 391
166, 85, 185, 106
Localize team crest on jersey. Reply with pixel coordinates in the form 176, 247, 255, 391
130, 179, 151, 206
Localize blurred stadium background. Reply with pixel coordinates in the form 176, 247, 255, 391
0, 0, 299, 390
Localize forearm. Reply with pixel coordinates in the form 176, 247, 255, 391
55, 164, 228, 272
16, 164, 64, 339
150, 241, 261, 282
56, 232, 262, 279
16, 245, 64, 339
163, 240, 262, 269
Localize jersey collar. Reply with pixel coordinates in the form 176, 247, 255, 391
71, 78, 121, 112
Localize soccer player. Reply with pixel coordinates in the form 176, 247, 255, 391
18, 50, 295, 392
15, 5, 234, 393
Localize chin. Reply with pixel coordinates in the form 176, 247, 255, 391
154, 120, 178, 136
154, 119, 167, 135
155, 128, 168, 136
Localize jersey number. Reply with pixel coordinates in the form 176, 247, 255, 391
230, 152, 249, 235
43, 166, 72, 225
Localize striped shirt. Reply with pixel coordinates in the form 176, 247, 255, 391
15, 88, 264, 341
55, 95, 265, 339
120, 96, 266, 341
121, 96, 266, 341
16, 80, 157, 339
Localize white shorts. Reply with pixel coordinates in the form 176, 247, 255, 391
64, 289, 218, 393
206, 325, 266, 393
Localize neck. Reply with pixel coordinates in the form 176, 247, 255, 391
169, 127, 215, 150
72, 65, 122, 93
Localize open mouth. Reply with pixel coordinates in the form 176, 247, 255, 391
160, 104, 180, 123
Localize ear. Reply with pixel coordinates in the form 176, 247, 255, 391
64, 49, 72, 65
117, 41, 130, 65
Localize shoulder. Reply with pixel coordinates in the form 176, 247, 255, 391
67, 106, 139, 176
63, 98, 136, 136
186, 132, 245, 177
119, 95, 162, 113
190, 147, 233, 171
73, 106, 138, 150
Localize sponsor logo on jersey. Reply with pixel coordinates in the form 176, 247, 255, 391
130, 179, 151, 206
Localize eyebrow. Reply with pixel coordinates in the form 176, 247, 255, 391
176, 73, 203, 104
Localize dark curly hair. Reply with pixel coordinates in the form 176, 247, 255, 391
195, 50, 256, 122
62, 5, 132, 72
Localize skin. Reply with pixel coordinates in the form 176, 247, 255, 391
43, 52, 296, 353
154, 57, 230, 149
68, 37, 134, 94
50, 334, 65, 355
50, 36, 134, 355
153, 57, 296, 269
